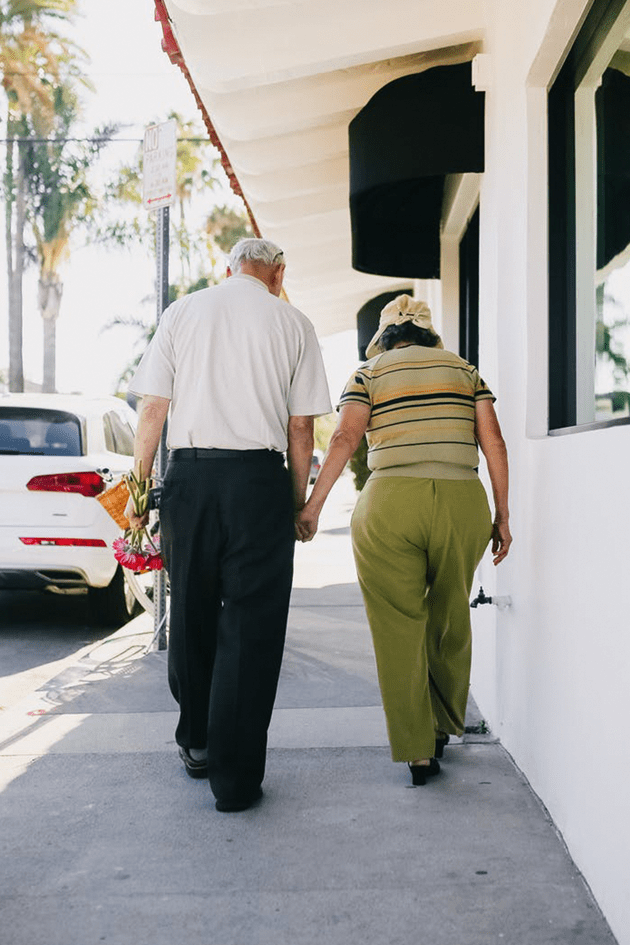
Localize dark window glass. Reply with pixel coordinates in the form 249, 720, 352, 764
0, 408, 82, 456
459, 205, 480, 368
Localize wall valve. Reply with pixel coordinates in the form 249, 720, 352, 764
470, 586, 512, 611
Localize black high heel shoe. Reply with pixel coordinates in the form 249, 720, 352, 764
408, 758, 440, 786
434, 734, 450, 759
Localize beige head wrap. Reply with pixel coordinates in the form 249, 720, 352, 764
365, 294, 443, 359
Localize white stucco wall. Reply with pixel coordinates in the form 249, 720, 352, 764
464, 2, 630, 942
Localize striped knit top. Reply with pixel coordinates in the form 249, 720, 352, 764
338, 346, 495, 480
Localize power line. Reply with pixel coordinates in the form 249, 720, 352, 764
1, 71, 170, 77
0, 136, 211, 143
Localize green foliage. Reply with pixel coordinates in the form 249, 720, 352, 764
1, 0, 95, 390
0, 0, 85, 131
3, 1, 75, 17
101, 112, 252, 290
597, 317, 630, 381
206, 204, 253, 253
105, 137, 253, 392
349, 436, 370, 492
314, 413, 335, 453
168, 275, 215, 304
595, 286, 630, 416
23, 84, 116, 259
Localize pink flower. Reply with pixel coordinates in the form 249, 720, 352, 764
113, 536, 132, 561
113, 535, 163, 573
146, 554, 163, 571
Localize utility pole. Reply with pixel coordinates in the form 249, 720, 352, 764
143, 119, 177, 650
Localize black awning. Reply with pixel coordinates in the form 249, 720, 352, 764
356, 288, 414, 360
349, 62, 484, 279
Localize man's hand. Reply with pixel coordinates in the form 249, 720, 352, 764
125, 493, 149, 530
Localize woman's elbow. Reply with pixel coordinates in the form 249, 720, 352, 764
329, 426, 363, 455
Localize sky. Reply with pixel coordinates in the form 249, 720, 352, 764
0, 0, 357, 401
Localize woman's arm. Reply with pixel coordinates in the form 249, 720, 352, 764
474, 398, 512, 565
295, 403, 370, 542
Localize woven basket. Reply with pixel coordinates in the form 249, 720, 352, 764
97, 478, 130, 529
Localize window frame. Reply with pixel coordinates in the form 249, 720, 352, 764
459, 204, 480, 368
548, 0, 630, 434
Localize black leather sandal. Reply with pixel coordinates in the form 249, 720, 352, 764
435, 733, 450, 758
408, 758, 440, 786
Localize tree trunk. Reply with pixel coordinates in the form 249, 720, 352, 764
5, 117, 25, 392
42, 315, 57, 393
39, 274, 63, 394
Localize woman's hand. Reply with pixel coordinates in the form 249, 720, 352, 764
294, 403, 370, 543
491, 517, 512, 565
475, 400, 511, 565
295, 504, 320, 542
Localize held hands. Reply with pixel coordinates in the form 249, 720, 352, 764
491, 517, 512, 565
295, 504, 320, 542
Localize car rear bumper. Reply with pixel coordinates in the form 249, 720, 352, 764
0, 539, 118, 589
0, 567, 91, 592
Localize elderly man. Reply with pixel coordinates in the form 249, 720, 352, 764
127, 238, 331, 811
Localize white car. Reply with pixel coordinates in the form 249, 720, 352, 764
0, 392, 143, 625
309, 450, 323, 484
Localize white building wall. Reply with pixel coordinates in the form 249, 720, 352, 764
464, 3, 630, 942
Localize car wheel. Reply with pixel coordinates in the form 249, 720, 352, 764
88, 565, 143, 626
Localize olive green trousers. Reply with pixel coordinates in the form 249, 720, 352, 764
351, 477, 492, 762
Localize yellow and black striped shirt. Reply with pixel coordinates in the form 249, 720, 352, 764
338, 346, 495, 480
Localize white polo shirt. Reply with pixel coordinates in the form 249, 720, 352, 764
129, 274, 332, 452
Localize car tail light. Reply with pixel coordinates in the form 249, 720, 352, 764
19, 537, 107, 547
26, 472, 105, 498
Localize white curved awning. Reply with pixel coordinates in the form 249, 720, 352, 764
158, 0, 487, 335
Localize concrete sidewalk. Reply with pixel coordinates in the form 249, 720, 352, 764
0, 478, 617, 945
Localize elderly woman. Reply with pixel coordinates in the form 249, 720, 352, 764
296, 296, 511, 786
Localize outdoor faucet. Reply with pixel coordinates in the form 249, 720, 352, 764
470, 586, 512, 611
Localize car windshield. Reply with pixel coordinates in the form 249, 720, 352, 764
0, 407, 83, 456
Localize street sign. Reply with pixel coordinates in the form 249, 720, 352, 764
142, 119, 177, 211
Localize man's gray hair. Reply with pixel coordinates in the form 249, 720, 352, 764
228, 238, 284, 273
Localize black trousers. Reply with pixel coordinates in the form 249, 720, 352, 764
160, 449, 295, 802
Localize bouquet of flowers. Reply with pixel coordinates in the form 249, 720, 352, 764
112, 464, 163, 573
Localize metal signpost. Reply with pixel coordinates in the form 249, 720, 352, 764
143, 119, 177, 650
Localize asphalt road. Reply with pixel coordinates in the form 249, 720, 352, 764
0, 474, 360, 718
0, 590, 116, 711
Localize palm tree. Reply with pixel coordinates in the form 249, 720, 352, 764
101, 113, 252, 391
105, 111, 225, 287
1, 0, 79, 390
23, 83, 115, 391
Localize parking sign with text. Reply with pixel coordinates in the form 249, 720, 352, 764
143, 119, 177, 211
